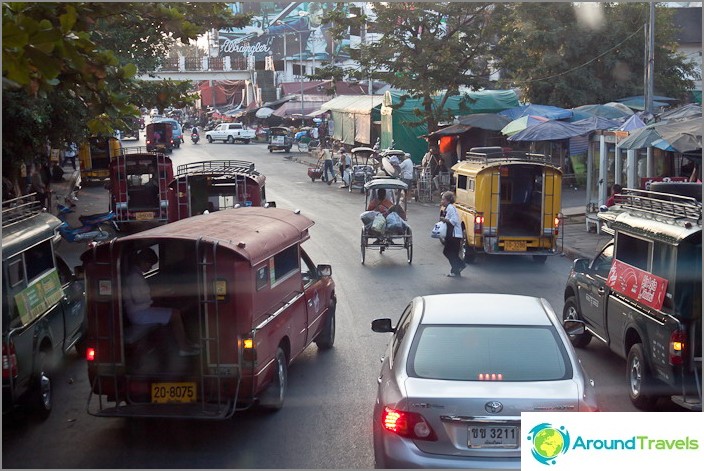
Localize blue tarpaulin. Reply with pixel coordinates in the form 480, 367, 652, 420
499, 104, 573, 121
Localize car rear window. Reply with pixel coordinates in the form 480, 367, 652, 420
408, 325, 572, 382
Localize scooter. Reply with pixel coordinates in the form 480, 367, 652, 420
56, 203, 117, 243
191, 132, 200, 144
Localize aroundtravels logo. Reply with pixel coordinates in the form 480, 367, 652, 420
526, 423, 571, 465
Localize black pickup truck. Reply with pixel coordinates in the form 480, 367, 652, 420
563, 188, 701, 411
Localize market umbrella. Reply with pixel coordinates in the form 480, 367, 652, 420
457, 113, 511, 131
658, 103, 702, 121
501, 115, 549, 136
255, 107, 274, 119
619, 114, 646, 131
618, 117, 703, 152
498, 104, 573, 121
570, 116, 622, 132
573, 104, 632, 120
507, 120, 592, 142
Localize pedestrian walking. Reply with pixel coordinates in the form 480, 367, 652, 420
62, 142, 78, 170
339, 147, 351, 188
320, 147, 336, 185
439, 191, 466, 277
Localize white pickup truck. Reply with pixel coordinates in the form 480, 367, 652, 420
205, 123, 256, 144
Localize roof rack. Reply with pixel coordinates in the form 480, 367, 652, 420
119, 147, 164, 156
2, 194, 44, 228
615, 189, 702, 224
176, 160, 257, 177
464, 150, 552, 165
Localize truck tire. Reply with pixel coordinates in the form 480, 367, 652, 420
244, 139, 251, 144
315, 302, 336, 350
206, 135, 213, 143
227, 136, 234, 144
627, 343, 659, 410
562, 297, 591, 348
30, 350, 53, 420
259, 347, 287, 411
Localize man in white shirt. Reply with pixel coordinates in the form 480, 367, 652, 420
398, 153, 415, 188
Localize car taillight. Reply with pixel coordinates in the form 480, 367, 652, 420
474, 213, 484, 235
669, 330, 686, 365
242, 336, 257, 362
2, 342, 18, 378
86, 347, 96, 362
381, 407, 437, 441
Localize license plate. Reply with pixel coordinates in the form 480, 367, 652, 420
135, 211, 154, 221
468, 425, 519, 448
504, 240, 527, 252
151, 382, 196, 404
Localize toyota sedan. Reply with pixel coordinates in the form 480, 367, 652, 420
371, 293, 598, 469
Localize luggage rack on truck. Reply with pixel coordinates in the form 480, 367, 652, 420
613, 189, 702, 225
465, 148, 552, 166
176, 160, 257, 177
2, 195, 43, 228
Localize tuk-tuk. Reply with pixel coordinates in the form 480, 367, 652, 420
452, 147, 562, 263
267, 126, 293, 153
146, 122, 174, 153
109, 150, 173, 227
78, 136, 122, 183
82, 207, 337, 419
167, 160, 268, 222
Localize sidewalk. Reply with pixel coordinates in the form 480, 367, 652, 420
289, 150, 609, 261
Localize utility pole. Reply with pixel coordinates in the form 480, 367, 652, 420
645, 2, 655, 114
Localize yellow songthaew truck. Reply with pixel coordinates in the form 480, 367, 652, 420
452, 147, 562, 263
78, 136, 122, 182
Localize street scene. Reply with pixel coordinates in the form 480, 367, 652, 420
2, 2, 702, 469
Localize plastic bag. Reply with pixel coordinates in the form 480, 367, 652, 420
370, 212, 387, 235
360, 210, 378, 229
431, 221, 446, 239
386, 212, 404, 234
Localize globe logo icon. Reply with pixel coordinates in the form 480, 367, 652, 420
527, 423, 570, 465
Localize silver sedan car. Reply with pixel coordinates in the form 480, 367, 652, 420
371, 293, 598, 469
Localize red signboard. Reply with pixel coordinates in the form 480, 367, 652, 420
606, 259, 669, 310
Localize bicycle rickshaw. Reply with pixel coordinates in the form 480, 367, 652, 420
349, 147, 377, 192
361, 178, 412, 265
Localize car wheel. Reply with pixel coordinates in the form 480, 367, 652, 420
259, 347, 287, 411
244, 139, 251, 144
269, 148, 273, 153
562, 296, 592, 348
227, 136, 234, 144
206, 135, 213, 143
30, 350, 53, 420
627, 343, 659, 410
315, 302, 336, 350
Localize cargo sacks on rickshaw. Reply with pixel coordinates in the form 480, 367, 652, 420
361, 210, 408, 235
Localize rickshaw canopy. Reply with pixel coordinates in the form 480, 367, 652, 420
351, 147, 376, 154
364, 177, 408, 192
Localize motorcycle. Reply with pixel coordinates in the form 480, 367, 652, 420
191, 132, 200, 144
56, 203, 117, 243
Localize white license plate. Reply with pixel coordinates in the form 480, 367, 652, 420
468, 425, 519, 448
151, 382, 196, 404
135, 211, 154, 220
504, 240, 527, 252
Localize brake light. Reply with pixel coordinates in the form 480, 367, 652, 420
474, 213, 484, 235
669, 330, 686, 365
86, 347, 96, 362
2, 342, 18, 378
381, 407, 437, 441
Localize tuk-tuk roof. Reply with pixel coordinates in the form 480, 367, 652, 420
380, 149, 406, 157
351, 147, 376, 154
364, 177, 408, 191
118, 207, 313, 266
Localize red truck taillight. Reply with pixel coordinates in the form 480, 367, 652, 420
2, 342, 18, 378
86, 347, 96, 362
669, 330, 686, 365
474, 213, 484, 235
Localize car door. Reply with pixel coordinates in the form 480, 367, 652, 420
55, 255, 85, 351
212, 124, 225, 141
300, 250, 325, 343
578, 243, 614, 338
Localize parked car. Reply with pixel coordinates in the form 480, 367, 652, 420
371, 293, 597, 469
205, 122, 256, 144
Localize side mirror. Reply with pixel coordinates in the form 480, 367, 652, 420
563, 319, 586, 336
371, 318, 395, 333
572, 258, 590, 273
74, 266, 85, 280
317, 264, 332, 277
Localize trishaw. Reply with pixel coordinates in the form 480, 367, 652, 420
168, 160, 268, 222
361, 178, 413, 265
145, 122, 174, 153
109, 150, 173, 228
267, 126, 293, 153
349, 147, 377, 193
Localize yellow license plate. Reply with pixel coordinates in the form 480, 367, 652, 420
504, 240, 527, 252
135, 211, 154, 220
151, 382, 196, 404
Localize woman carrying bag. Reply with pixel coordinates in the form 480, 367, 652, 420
439, 191, 466, 277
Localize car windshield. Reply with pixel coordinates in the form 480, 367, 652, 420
407, 325, 572, 382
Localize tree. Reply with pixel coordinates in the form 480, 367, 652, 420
2, 2, 250, 178
324, 2, 506, 133
493, 3, 698, 107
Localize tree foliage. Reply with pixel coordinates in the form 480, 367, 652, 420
493, 3, 698, 107
2, 2, 250, 174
